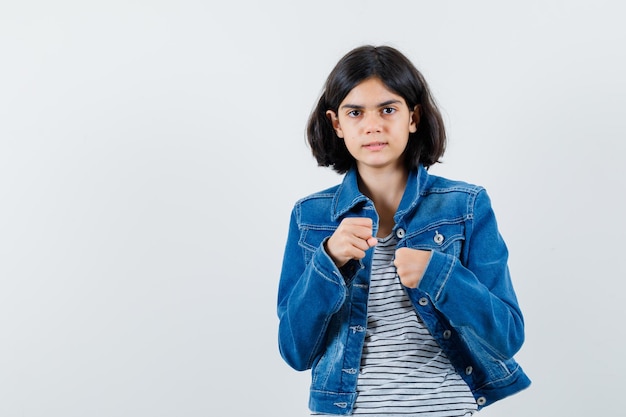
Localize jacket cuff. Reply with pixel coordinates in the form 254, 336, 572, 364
418, 250, 454, 300
316, 237, 361, 285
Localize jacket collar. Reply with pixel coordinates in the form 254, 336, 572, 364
331, 165, 429, 221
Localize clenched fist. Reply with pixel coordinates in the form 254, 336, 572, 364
325, 217, 378, 267
394, 247, 432, 288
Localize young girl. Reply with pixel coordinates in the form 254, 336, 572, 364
277, 45, 530, 416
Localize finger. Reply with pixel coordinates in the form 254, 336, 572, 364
343, 218, 373, 234
348, 236, 377, 260
343, 217, 373, 227
350, 235, 372, 252
351, 224, 375, 241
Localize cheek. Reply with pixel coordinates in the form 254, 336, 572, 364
342, 137, 361, 155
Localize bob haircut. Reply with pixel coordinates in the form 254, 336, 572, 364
307, 45, 446, 174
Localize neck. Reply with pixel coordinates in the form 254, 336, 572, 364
357, 164, 408, 237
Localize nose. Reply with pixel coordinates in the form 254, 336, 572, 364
363, 112, 383, 134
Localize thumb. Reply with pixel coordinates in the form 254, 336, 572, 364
366, 237, 378, 247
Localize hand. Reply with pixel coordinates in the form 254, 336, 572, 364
394, 247, 432, 288
325, 218, 378, 267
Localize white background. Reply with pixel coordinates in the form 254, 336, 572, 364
1, 1, 625, 416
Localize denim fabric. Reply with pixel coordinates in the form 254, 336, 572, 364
277, 165, 531, 415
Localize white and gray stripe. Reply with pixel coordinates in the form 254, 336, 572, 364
350, 234, 477, 416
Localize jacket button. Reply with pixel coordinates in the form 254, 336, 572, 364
418, 297, 428, 306
395, 228, 405, 238
443, 330, 452, 339
434, 231, 444, 245
465, 366, 473, 375
477, 397, 487, 406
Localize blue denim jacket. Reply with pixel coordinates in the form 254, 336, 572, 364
277, 165, 530, 415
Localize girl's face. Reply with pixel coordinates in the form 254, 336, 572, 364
326, 77, 419, 173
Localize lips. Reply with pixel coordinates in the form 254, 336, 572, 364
363, 142, 387, 151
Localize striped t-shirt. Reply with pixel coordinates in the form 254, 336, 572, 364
317, 234, 477, 416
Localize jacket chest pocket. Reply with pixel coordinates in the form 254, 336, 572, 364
299, 226, 336, 264
403, 223, 465, 258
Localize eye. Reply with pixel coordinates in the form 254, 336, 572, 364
347, 109, 362, 117
382, 107, 396, 115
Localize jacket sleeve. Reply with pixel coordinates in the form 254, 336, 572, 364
409, 188, 524, 360
276, 206, 349, 371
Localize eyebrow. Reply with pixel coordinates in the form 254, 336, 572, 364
340, 99, 403, 110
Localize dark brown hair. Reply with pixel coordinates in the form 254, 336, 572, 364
307, 45, 446, 174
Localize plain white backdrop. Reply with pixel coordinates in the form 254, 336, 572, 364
1, 1, 625, 416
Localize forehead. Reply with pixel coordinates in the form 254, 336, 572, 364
341, 77, 405, 106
